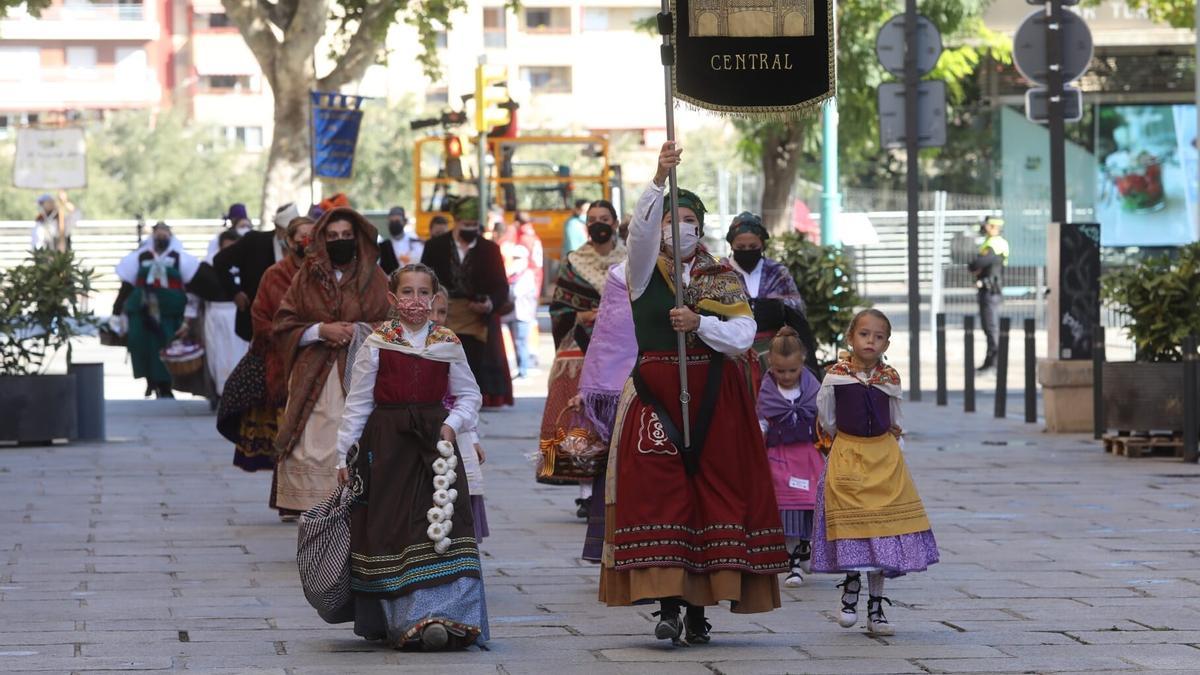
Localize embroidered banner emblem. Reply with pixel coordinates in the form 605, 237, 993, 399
638, 408, 679, 455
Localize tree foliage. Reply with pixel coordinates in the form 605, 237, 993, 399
337, 101, 419, 212
0, 111, 264, 221
768, 232, 865, 357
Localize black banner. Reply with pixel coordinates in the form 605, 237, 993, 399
673, 0, 835, 116
1056, 222, 1100, 361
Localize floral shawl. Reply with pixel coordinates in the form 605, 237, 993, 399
273, 207, 391, 455
653, 246, 752, 320
758, 257, 806, 314
549, 242, 626, 349
366, 321, 468, 364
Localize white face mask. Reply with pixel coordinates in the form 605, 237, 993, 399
662, 225, 699, 259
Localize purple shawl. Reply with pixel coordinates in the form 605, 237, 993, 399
757, 368, 819, 446
578, 262, 637, 442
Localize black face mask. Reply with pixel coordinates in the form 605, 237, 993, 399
388, 220, 406, 238
733, 248, 763, 271
153, 238, 170, 253
293, 245, 307, 259
326, 239, 356, 265
458, 228, 480, 243
588, 223, 614, 245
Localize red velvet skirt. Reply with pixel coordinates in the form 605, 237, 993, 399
610, 350, 788, 576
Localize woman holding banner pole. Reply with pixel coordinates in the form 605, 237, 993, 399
598, 143, 788, 645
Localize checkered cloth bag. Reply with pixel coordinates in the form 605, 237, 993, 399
296, 485, 354, 624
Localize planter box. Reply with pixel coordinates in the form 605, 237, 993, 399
1102, 361, 1185, 432
0, 374, 78, 443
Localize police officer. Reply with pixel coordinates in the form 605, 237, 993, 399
968, 216, 1009, 372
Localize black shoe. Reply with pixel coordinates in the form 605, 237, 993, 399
420, 622, 449, 650
977, 355, 996, 372
155, 384, 174, 399
144, 382, 153, 398
684, 606, 711, 644
836, 573, 861, 628
575, 497, 591, 519
652, 602, 685, 644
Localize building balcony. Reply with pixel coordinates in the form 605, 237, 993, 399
0, 66, 161, 110
0, 2, 159, 41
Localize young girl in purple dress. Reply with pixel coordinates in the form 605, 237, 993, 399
756, 326, 823, 588
812, 309, 938, 635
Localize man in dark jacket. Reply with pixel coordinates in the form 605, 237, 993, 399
213, 202, 299, 341
378, 206, 425, 276
421, 197, 513, 407
967, 216, 1010, 372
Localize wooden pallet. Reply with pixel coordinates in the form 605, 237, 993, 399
1103, 433, 1184, 459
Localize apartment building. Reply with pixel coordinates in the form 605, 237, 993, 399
361, 1, 694, 144
0, 0, 270, 149
0, 0, 167, 134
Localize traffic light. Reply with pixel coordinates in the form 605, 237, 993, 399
474, 63, 511, 134
445, 135, 464, 180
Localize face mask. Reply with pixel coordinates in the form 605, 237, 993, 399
662, 226, 699, 259
389, 293, 431, 327
153, 238, 170, 253
458, 228, 480, 242
326, 238, 356, 266
588, 223, 614, 245
388, 220, 406, 238
733, 248, 763, 271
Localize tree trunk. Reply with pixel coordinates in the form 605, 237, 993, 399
759, 122, 804, 236
259, 67, 314, 225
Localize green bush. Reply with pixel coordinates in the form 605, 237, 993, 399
0, 249, 98, 376
1101, 242, 1200, 362
767, 232, 866, 358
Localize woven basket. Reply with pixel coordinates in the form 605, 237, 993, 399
537, 408, 608, 481
160, 341, 205, 377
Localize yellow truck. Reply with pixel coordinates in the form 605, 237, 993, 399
412, 134, 617, 262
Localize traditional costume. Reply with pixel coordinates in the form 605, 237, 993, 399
723, 213, 817, 373
757, 368, 823, 586
578, 262, 638, 563
273, 208, 390, 513
812, 357, 939, 633
421, 198, 513, 407
115, 233, 200, 396
536, 241, 626, 488
599, 183, 788, 642
337, 320, 489, 649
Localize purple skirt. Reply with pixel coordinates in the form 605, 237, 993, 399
581, 473, 605, 563
781, 509, 814, 539
471, 495, 490, 541
811, 473, 939, 578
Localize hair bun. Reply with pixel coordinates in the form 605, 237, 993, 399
775, 326, 799, 339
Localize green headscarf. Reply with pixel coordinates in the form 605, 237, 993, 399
451, 196, 481, 223
662, 188, 707, 225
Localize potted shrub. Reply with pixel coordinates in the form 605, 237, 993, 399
1099, 242, 1200, 432
0, 248, 98, 443
769, 232, 866, 361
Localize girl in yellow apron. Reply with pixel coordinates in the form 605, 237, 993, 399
811, 309, 939, 636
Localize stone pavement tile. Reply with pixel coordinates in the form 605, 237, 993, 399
915, 656, 1138, 673
600, 644, 802, 662
800, 644, 1007, 659
0, 656, 174, 671
709, 658, 924, 674
0, 643, 75, 657
83, 617, 271, 632
0, 630, 178, 645
1069, 629, 1200, 644
497, 664, 711, 675
81, 639, 282, 658
997, 643, 1200, 669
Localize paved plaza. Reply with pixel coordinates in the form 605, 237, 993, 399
2, 390, 1200, 674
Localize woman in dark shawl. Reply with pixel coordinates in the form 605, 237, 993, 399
272, 207, 390, 513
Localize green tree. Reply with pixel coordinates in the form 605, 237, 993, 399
336, 101, 419, 213
0, 111, 264, 221
734, 0, 1009, 233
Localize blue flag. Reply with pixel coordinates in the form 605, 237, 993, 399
311, 92, 366, 180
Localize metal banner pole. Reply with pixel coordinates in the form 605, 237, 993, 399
904, 0, 922, 401
658, 3, 691, 448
